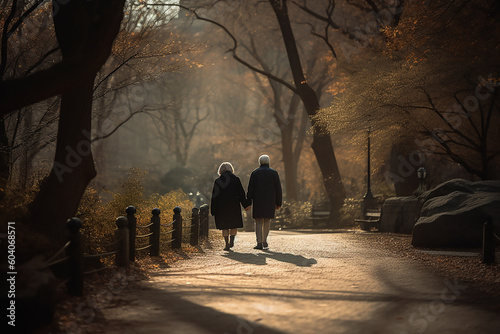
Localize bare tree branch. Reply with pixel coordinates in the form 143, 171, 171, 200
422, 89, 479, 149
93, 52, 139, 93
0, 0, 18, 79
453, 92, 481, 139
145, 3, 299, 93
7, 0, 44, 38
91, 109, 144, 142
483, 88, 497, 140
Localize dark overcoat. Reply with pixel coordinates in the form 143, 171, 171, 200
247, 164, 282, 218
210, 171, 251, 230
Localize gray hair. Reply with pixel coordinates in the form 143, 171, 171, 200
218, 162, 234, 175
259, 154, 270, 165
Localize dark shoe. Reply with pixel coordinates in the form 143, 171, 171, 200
254, 243, 263, 250
224, 244, 231, 251
263, 241, 268, 249
229, 235, 235, 248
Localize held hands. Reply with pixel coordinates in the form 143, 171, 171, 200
275, 205, 281, 210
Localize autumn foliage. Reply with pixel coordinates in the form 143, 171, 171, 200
78, 168, 193, 257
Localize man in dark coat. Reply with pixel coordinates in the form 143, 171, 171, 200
211, 162, 251, 251
247, 154, 282, 250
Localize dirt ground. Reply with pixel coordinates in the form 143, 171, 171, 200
352, 232, 500, 299
47, 229, 500, 334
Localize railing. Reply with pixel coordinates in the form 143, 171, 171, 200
127, 205, 209, 262
37, 204, 210, 296
481, 216, 499, 264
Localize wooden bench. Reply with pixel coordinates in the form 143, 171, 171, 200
307, 203, 330, 227
355, 209, 381, 231
272, 207, 291, 230
272, 213, 286, 230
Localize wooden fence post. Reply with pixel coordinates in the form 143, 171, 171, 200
115, 216, 129, 268
126, 205, 137, 262
150, 208, 161, 256
199, 204, 209, 239
482, 216, 495, 264
190, 207, 200, 246
66, 217, 83, 296
172, 207, 182, 249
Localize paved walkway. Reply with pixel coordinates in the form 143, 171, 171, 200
92, 231, 500, 334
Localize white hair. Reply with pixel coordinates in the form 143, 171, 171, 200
218, 162, 234, 175
259, 154, 270, 165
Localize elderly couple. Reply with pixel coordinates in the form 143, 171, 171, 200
210, 154, 282, 251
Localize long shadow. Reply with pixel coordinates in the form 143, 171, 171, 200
222, 251, 316, 267
286, 229, 355, 234
261, 250, 317, 267
222, 251, 267, 265
163, 285, 424, 303
99, 284, 288, 334
100, 280, 456, 333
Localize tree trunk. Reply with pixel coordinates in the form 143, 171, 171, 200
29, 78, 97, 243
270, 0, 346, 225
0, 117, 9, 201
25, 0, 125, 244
281, 124, 298, 201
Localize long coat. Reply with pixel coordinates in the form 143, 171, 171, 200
247, 164, 282, 218
210, 171, 250, 230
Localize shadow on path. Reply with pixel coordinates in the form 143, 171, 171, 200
98, 284, 289, 334
222, 251, 317, 267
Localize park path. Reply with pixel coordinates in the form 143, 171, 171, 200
90, 231, 500, 334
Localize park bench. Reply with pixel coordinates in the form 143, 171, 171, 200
307, 203, 330, 227
355, 208, 381, 231
272, 207, 290, 230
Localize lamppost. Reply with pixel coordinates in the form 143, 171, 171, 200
364, 128, 374, 201
361, 128, 377, 217
416, 167, 427, 194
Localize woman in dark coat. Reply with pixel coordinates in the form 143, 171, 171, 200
210, 162, 251, 251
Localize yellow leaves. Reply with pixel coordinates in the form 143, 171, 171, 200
78, 168, 192, 256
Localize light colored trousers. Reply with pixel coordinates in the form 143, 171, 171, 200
255, 218, 271, 243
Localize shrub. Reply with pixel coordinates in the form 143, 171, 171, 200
277, 200, 312, 228
77, 168, 193, 258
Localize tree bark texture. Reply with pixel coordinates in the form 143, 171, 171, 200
26, 0, 125, 243
0, 118, 9, 201
269, 0, 346, 224
280, 124, 298, 201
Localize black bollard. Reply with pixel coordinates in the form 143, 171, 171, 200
172, 207, 183, 249
150, 208, 161, 256
199, 204, 209, 239
191, 207, 200, 246
66, 218, 83, 296
126, 205, 137, 262
115, 216, 130, 268
481, 216, 495, 264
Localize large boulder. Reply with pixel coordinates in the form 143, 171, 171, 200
380, 196, 419, 234
412, 179, 500, 247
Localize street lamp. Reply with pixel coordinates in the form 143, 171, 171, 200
363, 128, 374, 200
417, 167, 427, 194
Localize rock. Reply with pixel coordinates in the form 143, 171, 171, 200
380, 196, 419, 234
412, 179, 500, 247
